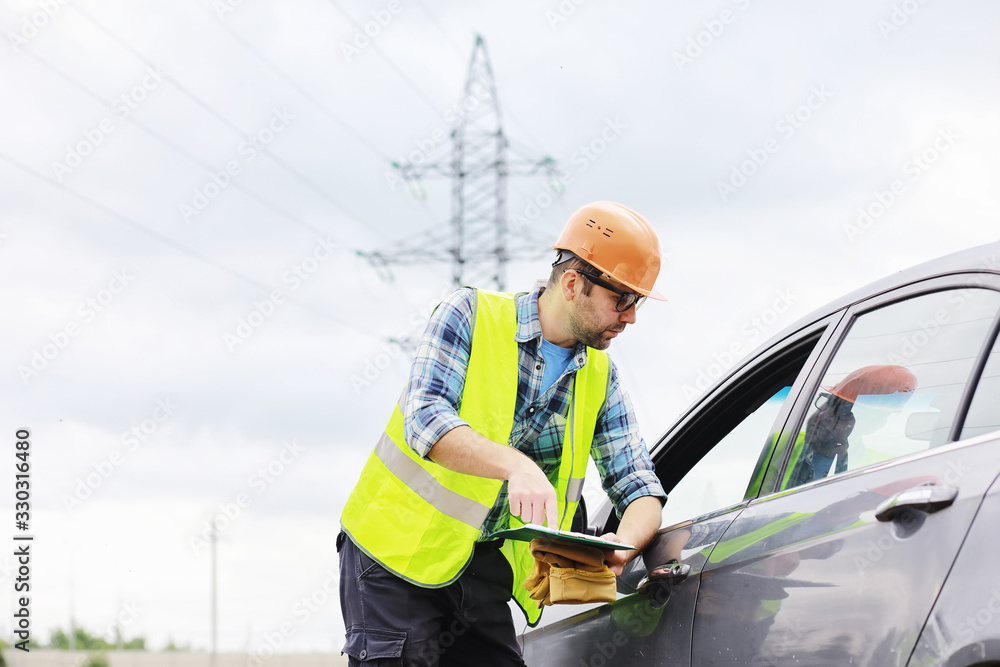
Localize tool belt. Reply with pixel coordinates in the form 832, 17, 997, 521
523, 538, 617, 606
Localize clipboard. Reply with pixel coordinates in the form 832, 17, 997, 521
486, 523, 636, 551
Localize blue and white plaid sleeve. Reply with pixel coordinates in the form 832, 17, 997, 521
591, 361, 667, 517
402, 287, 477, 458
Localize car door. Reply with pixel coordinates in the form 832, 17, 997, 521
692, 277, 1000, 666
520, 315, 840, 666
909, 328, 1000, 665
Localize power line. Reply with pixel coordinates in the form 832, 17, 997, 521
18, 47, 332, 241
0, 149, 382, 338
16, 41, 449, 324
9, 2, 453, 329
67, 4, 380, 237
13, 3, 530, 326
11, 26, 435, 325
326, 0, 445, 120
190, 0, 465, 236
411, 0, 467, 59
190, 0, 397, 164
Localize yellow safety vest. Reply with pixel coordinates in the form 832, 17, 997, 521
341, 289, 610, 625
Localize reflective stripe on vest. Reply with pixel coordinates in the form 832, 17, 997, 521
340, 288, 609, 625
372, 430, 493, 530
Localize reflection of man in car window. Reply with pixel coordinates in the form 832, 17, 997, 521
789, 365, 917, 486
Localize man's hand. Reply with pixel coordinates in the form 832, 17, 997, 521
598, 496, 663, 576
599, 533, 633, 577
429, 425, 559, 527
507, 457, 559, 527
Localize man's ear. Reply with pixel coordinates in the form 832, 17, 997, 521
560, 269, 581, 302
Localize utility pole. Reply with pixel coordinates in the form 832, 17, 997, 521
69, 543, 76, 651
363, 34, 558, 291
211, 527, 217, 667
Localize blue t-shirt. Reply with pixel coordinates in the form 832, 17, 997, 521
539, 338, 576, 394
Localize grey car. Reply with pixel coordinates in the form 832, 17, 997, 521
521, 241, 1000, 666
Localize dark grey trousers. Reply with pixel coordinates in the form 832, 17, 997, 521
337, 532, 528, 666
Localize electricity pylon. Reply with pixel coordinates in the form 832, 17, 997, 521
363, 34, 558, 291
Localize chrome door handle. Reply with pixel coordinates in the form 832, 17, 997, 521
637, 561, 691, 591
874, 483, 958, 522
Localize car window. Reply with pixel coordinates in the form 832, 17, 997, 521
644, 329, 825, 533
782, 288, 1000, 490
659, 386, 791, 528
961, 328, 1000, 439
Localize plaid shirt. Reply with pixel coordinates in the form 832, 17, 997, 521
403, 286, 665, 538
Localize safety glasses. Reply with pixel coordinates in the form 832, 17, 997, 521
567, 269, 646, 312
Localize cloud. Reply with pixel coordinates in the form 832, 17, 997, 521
3, 0, 1000, 651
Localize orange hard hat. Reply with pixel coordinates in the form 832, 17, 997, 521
552, 201, 665, 300
826, 365, 918, 403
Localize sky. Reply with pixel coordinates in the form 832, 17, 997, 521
2, 0, 999, 656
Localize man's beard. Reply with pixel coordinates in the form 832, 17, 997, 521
567, 295, 624, 350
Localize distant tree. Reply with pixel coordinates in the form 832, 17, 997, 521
76, 628, 110, 651
45, 627, 146, 651
48, 628, 70, 649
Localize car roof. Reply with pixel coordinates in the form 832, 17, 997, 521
756, 240, 1000, 366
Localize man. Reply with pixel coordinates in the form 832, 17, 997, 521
339, 201, 668, 665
